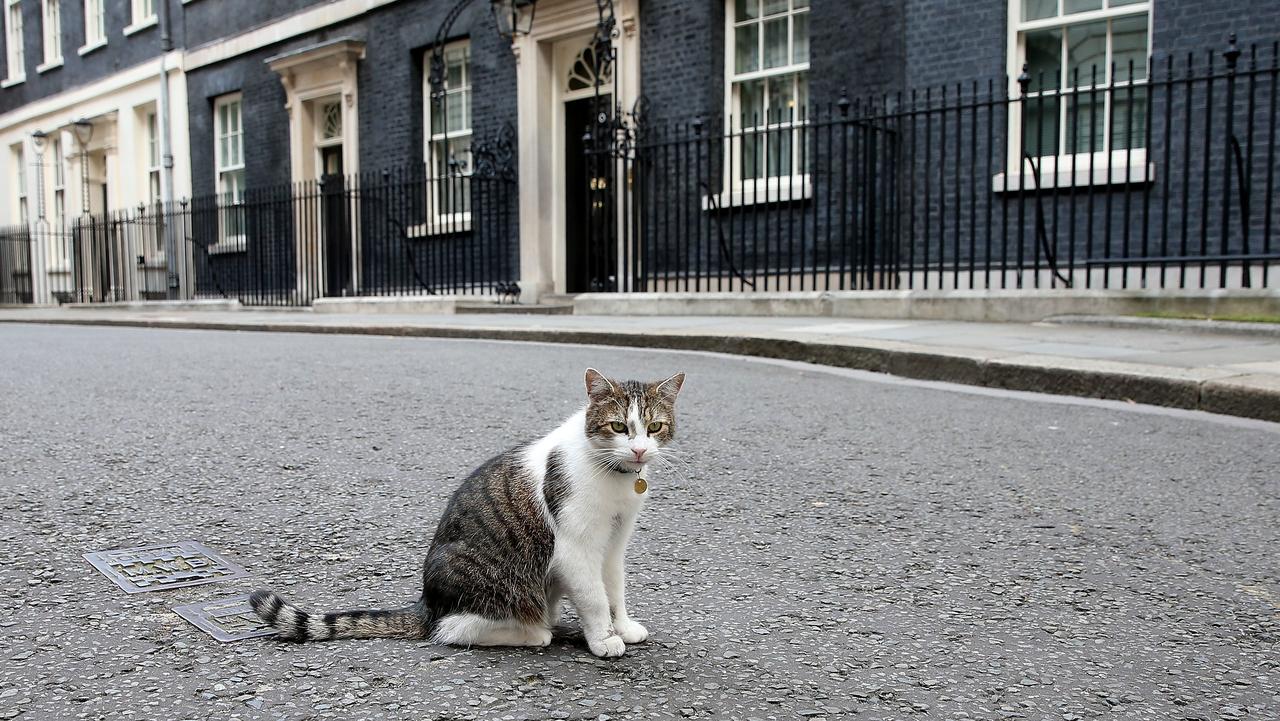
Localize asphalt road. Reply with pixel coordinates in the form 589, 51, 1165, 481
0, 323, 1276, 721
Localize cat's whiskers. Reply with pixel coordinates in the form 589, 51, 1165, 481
645, 454, 696, 487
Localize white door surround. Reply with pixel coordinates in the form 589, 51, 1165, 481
267, 38, 364, 301
513, 0, 639, 301
266, 38, 363, 183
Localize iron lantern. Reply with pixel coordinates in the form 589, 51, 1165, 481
491, 0, 537, 42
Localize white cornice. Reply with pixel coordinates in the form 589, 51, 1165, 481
183, 0, 400, 71
0, 52, 183, 131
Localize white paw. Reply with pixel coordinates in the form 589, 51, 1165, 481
588, 634, 627, 658
527, 627, 553, 647
613, 619, 649, 644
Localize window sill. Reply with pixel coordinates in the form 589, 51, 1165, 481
78, 40, 108, 57
123, 17, 158, 36
702, 177, 813, 210
0, 76, 25, 89
993, 162, 1154, 192
37, 58, 64, 74
207, 237, 246, 255
407, 217, 472, 238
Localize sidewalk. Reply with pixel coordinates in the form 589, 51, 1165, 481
2, 305, 1277, 422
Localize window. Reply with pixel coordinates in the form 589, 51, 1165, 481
42, 0, 61, 66
132, 0, 154, 24
423, 41, 472, 221
15, 146, 28, 225
52, 136, 64, 226
214, 95, 245, 246
82, 0, 104, 49
1013, 0, 1150, 159
125, 0, 156, 33
5, 0, 24, 83
727, 0, 809, 185
51, 136, 67, 265
146, 111, 161, 204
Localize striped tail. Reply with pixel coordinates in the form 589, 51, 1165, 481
249, 590, 429, 642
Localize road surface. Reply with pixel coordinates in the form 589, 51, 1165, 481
0, 323, 1276, 720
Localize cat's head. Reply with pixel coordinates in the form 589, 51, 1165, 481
582, 368, 685, 473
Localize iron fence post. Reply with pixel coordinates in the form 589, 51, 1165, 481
1222, 33, 1241, 288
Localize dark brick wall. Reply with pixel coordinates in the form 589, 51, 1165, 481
0, 0, 183, 115
184, 1, 515, 193
182, 0, 317, 49
902, 0, 1280, 94
183, 0, 519, 293
638, 0, 904, 126
638, 0, 723, 124
1151, 0, 1280, 62
630, 0, 1280, 289
809, 0, 905, 104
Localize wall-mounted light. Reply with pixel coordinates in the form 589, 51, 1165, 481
491, 0, 537, 42
73, 118, 94, 148
74, 118, 94, 215
31, 129, 48, 153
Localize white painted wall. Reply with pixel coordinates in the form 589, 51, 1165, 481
0, 54, 190, 302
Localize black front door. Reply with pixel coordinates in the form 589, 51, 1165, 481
320, 146, 351, 297
565, 96, 613, 293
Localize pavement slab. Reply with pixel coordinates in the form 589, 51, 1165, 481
0, 323, 1277, 720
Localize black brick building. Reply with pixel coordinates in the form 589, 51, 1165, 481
3, 0, 1279, 304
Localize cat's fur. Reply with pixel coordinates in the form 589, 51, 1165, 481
249, 368, 684, 658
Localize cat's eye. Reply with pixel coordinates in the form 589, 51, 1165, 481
646, 421, 664, 433
609, 421, 627, 434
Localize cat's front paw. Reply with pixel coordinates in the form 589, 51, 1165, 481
613, 619, 649, 644
588, 634, 627, 658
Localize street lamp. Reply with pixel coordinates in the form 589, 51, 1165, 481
73, 118, 94, 148
30, 131, 48, 222
490, 0, 537, 42
72, 118, 94, 215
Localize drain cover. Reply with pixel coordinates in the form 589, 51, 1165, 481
173, 595, 276, 642
83, 540, 250, 593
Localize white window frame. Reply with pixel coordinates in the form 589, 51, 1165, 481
719, 0, 811, 206
3, 0, 25, 86
49, 135, 70, 268
78, 0, 105, 55
38, 0, 61, 71
124, 0, 157, 35
146, 110, 161, 204
418, 39, 473, 235
14, 145, 28, 225
213, 94, 246, 253
52, 136, 64, 221
1001, 0, 1153, 190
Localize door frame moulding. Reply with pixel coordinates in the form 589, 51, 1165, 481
266, 37, 364, 301
512, 0, 640, 300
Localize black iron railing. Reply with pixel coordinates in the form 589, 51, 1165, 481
599, 37, 1279, 292
6, 154, 517, 306
0, 224, 33, 305
181, 157, 517, 306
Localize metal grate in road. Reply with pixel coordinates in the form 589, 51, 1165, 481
173, 595, 275, 642
83, 540, 250, 593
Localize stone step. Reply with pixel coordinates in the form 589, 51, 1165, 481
455, 302, 574, 315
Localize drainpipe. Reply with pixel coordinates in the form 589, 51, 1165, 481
157, 0, 181, 298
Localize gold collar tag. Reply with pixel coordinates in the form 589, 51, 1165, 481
634, 477, 648, 495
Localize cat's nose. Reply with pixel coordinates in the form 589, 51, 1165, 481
630, 448, 647, 462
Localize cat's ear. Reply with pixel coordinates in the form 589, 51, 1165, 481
653, 372, 685, 403
585, 368, 616, 398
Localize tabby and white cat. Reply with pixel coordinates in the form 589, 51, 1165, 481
249, 368, 685, 658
